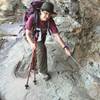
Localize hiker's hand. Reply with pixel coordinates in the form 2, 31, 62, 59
63, 45, 71, 57
64, 48, 71, 57
31, 43, 36, 51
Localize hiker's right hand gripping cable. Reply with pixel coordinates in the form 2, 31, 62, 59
63, 45, 71, 57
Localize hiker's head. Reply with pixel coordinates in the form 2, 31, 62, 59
40, 2, 56, 21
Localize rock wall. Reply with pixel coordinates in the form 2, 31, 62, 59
0, 0, 20, 16
76, 0, 100, 59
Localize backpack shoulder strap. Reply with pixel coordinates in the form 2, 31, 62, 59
35, 11, 39, 28
31, 12, 40, 37
47, 21, 51, 35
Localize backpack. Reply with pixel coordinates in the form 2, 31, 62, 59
24, 0, 44, 24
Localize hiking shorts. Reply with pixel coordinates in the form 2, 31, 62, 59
36, 41, 48, 74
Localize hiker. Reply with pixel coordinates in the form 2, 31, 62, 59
25, 2, 71, 81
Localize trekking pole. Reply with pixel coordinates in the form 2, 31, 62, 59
31, 50, 37, 85
33, 66, 37, 85
25, 28, 38, 89
70, 56, 100, 83
25, 63, 31, 89
25, 50, 37, 89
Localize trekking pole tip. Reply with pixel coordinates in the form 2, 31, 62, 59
25, 84, 29, 89
33, 80, 37, 85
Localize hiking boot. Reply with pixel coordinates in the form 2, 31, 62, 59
38, 72, 51, 81
43, 73, 51, 81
